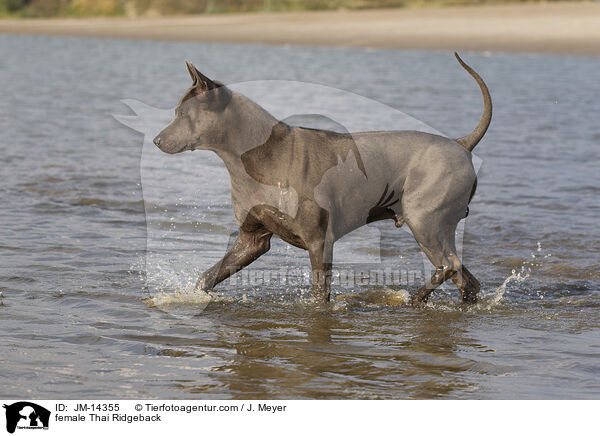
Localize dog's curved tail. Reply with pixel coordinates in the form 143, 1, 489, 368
454, 52, 492, 152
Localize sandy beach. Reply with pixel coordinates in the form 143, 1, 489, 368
1, 2, 599, 55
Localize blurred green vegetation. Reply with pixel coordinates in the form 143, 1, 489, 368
0, 0, 587, 17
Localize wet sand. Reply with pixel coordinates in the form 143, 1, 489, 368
1, 2, 599, 55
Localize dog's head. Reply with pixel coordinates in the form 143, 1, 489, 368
153, 62, 232, 154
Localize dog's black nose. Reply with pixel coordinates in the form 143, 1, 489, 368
153, 136, 161, 146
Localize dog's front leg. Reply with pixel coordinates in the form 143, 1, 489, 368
307, 238, 333, 304
195, 230, 272, 292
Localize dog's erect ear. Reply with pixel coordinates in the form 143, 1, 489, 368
185, 61, 218, 91
184, 61, 232, 110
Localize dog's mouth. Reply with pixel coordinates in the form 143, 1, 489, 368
174, 143, 196, 153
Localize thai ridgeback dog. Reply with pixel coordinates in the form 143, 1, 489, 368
153, 53, 491, 305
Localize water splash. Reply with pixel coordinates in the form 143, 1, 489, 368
335, 288, 411, 309
145, 289, 212, 309
489, 266, 530, 305
486, 241, 551, 306
129, 255, 211, 313
130, 240, 553, 313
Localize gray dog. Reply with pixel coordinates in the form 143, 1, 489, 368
153, 53, 491, 305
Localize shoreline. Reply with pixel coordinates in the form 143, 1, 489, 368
1, 2, 600, 56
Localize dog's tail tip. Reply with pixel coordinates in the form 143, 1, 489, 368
454, 52, 466, 66
454, 52, 492, 152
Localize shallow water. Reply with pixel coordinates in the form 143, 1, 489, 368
0, 35, 599, 399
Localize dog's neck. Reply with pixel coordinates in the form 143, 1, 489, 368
212, 92, 279, 176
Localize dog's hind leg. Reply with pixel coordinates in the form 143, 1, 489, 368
406, 216, 479, 305
195, 229, 272, 292
450, 265, 480, 304
410, 265, 456, 305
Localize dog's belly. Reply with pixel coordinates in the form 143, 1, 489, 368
327, 188, 404, 240
314, 141, 405, 240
